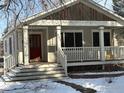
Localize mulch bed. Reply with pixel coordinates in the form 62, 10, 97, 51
55, 80, 96, 93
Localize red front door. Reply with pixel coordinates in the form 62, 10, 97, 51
29, 34, 41, 62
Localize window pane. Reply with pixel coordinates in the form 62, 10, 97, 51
61, 33, 64, 47
104, 32, 110, 46
75, 33, 82, 47
93, 32, 99, 47
9, 37, 12, 54
65, 33, 74, 47
5, 40, 7, 52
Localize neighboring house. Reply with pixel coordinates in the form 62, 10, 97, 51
2, 0, 124, 81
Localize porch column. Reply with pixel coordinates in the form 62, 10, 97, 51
56, 26, 61, 50
23, 26, 29, 65
99, 26, 105, 62
56, 26, 61, 63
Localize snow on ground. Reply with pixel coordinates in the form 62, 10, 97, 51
65, 76, 124, 93
0, 79, 80, 93
0, 76, 124, 93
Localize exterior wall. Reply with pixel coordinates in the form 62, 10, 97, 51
47, 27, 57, 62
44, 3, 114, 21
17, 30, 23, 64
62, 27, 113, 47
62, 27, 92, 47
83, 28, 92, 47
3, 30, 17, 65
42, 30, 48, 62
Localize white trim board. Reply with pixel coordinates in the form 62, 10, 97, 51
67, 61, 124, 66
30, 20, 123, 27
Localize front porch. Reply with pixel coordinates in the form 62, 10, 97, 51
3, 20, 124, 76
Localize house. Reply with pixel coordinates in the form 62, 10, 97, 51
2, 0, 124, 81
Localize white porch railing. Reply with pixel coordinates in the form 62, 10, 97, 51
57, 48, 68, 76
62, 46, 124, 62
62, 47, 100, 61
104, 46, 124, 60
4, 55, 16, 74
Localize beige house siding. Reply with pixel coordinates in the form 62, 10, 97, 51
83, 28, 92, 47
47, 27, 57, 62
17, 30, 23, 64
3, 31, 17, 65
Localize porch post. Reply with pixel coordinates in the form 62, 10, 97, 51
23, 26, 29, 65
99, 26, 105, 62
56, 26, 61, 63
56, 26, 61, 50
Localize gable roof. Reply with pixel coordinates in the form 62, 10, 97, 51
24, 0, 124, 25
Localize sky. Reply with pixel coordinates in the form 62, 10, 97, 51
93, 0, 113, 10
0, 0, 113, 38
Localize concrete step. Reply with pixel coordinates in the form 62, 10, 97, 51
1, 75, 11, 82
7, 70, 65, 77
3, 63, 66, 82
11, 67, 64, 73
9, 74, 66, 81
18, 64, 61, 69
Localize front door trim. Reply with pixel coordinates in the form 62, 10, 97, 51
29, 33, 42, 62
29, 27, 48, 62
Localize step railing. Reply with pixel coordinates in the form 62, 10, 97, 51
4, 55, 16, 74
57, 48, 67, 76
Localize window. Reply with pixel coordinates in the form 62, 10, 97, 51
5, 40, 7, 53
9, 37, 12, 54
104, 32, 110, 46
93, 32, 110, 47
93, 32, 99, 46
61, 32, 83, 47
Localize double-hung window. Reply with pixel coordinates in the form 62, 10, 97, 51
9, 37, 12, 54
61, 32, 83, 47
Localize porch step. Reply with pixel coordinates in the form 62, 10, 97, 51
18, 63, 62, 69
2, 63, 66, 82
7, 74, 66, 81
7, 70, 65, 77
11, 67, 63, 73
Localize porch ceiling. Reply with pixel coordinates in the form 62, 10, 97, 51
29, 20, 123, 27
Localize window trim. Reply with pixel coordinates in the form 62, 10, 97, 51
61, 30, 84, 47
